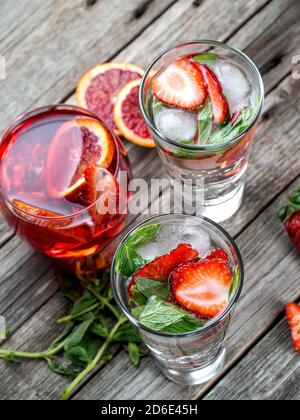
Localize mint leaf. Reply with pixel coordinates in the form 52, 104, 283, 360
116, 248, 146, 277
210, 105, 257, 145
131, 285, 148, 306
70, 290, 97, 316
63, 314, 94, 351
229, 266, 240, 300
163, 316, 204, 333
129, 224, 161, 249
128, 342, 140, 366
90, 316, 110, 338
135, 277, 170, 301
198, 101, 213, 144
112, 322, 141, 343
132, 306, 145, 319
193, 53, 217, 65
116, 224, 161, 276
134, 296, 191, 331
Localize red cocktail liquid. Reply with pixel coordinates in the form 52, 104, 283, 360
0, 106, 131, 259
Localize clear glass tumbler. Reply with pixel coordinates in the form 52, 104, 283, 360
111, 214, 244, 385
139, 41, 264, 223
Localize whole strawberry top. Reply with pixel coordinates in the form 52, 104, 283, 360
151, 52, 258, 147
278, 186, 300, 253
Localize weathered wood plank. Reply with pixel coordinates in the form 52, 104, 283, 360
0, 294, 71, 400
229, 0, 300, 93
74, 177, 300, 400
0, 0, 52, 44
204, 313, 300, 400
0, 0, 176, 132
0, 237, 51, 316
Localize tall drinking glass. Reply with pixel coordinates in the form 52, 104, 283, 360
111, 214, 244, 385
139, 41, 264, 222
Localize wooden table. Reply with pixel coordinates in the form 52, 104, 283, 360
0, 0, 299, 400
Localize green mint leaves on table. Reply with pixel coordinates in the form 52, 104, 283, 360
116, 224, 161, 277
0, 262, 143, 401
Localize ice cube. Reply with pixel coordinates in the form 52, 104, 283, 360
215, 61, 250, 112
156, 223, 211, 257
154, 108, 197, 142
138, 242, 160, 261
182, 225, 211, 257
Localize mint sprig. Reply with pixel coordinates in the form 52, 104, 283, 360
116, 224, 161, 276
197, 100, 213, 144
132, 296, 204, 333
209, 105, 257, 145
135, 277, 170, 300
193, 53, 217, 65
0, 265, 143, 400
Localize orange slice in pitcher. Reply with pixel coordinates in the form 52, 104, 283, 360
114, 79, 155, 148
85, 166, 119, 224
46, 119, 115, 199
76, 63, 144, 134
12, 199, 71, 228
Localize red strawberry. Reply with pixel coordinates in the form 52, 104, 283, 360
286, 303, 300, 354
170, 259, 233, 319
196, 64, 229, 123
152, 59, 207, 109
278, 187, 300, 253
206, 249, 230, 263
128, 243, 199, 295
284, 212, 300, 253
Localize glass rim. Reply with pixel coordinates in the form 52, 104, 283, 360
139, 39, 265, 152
0, 104, 121, 221
111, 213, 244, 338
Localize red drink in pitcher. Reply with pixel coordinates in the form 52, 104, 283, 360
0, 105, 131, 259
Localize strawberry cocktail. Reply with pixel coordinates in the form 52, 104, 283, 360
140, 41, 264, 222
111, 214, 243, 385
0, 105, 131, 259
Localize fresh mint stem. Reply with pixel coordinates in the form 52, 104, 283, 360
60, 316, 127, 400
0, 341, 64, 361
57, 303, 100, 325
86, 286, 120, 319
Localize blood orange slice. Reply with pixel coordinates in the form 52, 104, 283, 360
85, 166, 119, 224
76, 63, 144, 134
46, 119, 115, 199
12, 199, 71, 228
114, 79, 155, 148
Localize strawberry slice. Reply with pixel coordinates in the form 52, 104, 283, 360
152, 59, 207, 109
128, 243, 199, 296
170, 259, 233, 319
196, 64, 229, 123
286, 303, 300, 354
206, 249, 230, 263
